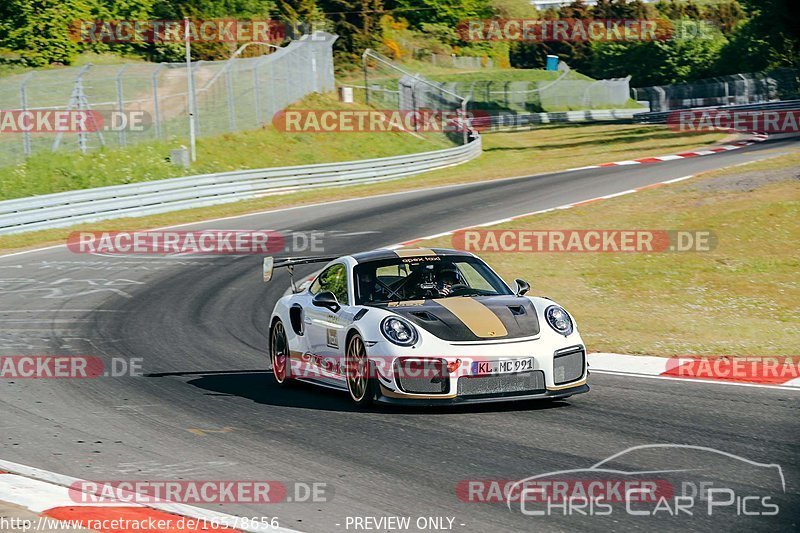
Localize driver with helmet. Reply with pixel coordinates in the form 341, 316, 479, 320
435, 265, 465, 296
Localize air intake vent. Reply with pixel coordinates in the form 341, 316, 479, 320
554, 347, 585, 385
508, 305, 526, 316
411, 311, 438, 321
395, 358, 449, 394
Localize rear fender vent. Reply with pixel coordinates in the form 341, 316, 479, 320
289, 305, 304, 336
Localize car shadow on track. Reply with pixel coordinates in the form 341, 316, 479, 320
161, 370, 573, 414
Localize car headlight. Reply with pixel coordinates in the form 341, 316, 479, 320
381, 317, 419, 346
545, 305, 573, 336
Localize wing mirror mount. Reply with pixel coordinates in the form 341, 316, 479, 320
514, 278, 530, 296
312, 291, 341, 313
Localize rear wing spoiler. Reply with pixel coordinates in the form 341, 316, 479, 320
262, 255, 338, 283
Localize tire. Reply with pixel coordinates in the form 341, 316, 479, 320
345, 334, 374, 407
270, 321, 292, 386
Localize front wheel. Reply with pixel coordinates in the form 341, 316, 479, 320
345, 334, 374, 407
270, 321, 292, 386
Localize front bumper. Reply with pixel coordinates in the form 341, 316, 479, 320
372, 345, 588, 402
374, 380, 589, 406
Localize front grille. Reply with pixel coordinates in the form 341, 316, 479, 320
457, 370, 545, 398
554, 346, 585, 385
395, 359, 449, 394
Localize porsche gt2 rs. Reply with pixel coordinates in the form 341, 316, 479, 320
263, 247, 588, 406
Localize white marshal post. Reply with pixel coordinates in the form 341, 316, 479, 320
185, 17, 197, 163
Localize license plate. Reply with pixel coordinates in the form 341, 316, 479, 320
471, 358, 535, 375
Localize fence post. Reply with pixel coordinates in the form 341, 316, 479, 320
267, 61, 277, 120
284, 55, 292, 106
308, 40, 318, 93
77, 71, 88, 154
410, 78, 418, 132
253, 57, 268, 127
116, 65, 128, 147
226, 60, 236, 131
151, 64, 165, 139
738, 73, 749, 103
52, 65, 94, 154
461, 96, 470, 145
19, 73, 33, 156
192, 61, 203, 136
362, 50, 371, 106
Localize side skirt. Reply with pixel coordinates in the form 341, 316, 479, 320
295, 377, 349, 392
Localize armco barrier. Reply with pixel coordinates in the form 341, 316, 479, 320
473, 108, 643, 131
0, 137, 481, 235
633, 99, 800, 124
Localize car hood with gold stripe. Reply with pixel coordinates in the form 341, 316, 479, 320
375, 296, 541, 342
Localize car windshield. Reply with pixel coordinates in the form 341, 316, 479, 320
354, 255, 512, 304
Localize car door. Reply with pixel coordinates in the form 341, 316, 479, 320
305, 263, 351, 384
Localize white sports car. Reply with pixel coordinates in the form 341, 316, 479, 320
263, 247, 588, 406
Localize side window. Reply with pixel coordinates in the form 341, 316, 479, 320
309, 264, 349, 305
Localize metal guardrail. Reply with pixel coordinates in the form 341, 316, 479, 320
633, 100, 800, 124
0, 138, 482, 235
472, 108, 644, 131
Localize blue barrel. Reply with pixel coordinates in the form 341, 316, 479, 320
546, 55, 559, 71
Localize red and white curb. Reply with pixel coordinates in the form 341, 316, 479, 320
389, 174, 697, 249
588, 353, 800, 390
0, 459, 299, 533
565, 135, 767, 171
390, 136, 769, 249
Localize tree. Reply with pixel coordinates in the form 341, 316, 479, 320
317, 0, 384, 63
655, 0, 701, 20
592, 0, 650, 19
0, 0, 98, 66
716, 0, 799, 72
591, 20, 728, 86
276, 0, 324, 26
702, 1, 745, 35
385, 0, 492, 29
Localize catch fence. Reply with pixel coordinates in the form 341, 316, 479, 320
0, 32, 337, 167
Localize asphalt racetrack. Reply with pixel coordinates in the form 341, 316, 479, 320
1, 138, 798, 532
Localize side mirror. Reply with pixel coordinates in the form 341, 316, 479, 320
312, 291, 341, 313
514, 278, 530, 296
262, 257, 274, 283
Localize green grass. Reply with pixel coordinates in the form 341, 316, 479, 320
0, 122, 728, 253
339, 57, 509, 86
0, 93, 452, 200
0, 51, 147, 78
419, 149, 800, 357
428, 69, 591, 84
